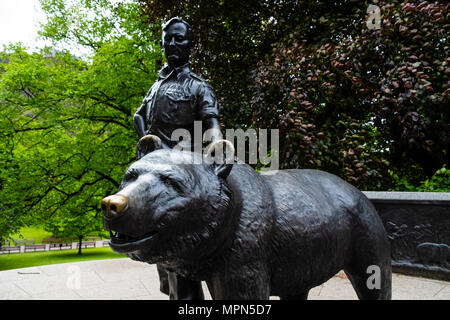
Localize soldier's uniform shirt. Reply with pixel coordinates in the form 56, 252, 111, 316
136, 63, 219, 148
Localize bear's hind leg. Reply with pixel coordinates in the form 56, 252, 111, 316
343, 198, 392, 300
344, 245, 392, 300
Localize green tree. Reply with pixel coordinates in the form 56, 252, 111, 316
0, 0, 161, 247
251, 0, 449, 189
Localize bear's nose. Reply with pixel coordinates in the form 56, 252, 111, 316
101, 194, 128, 218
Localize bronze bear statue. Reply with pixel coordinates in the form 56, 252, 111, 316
101, 135, 392, 300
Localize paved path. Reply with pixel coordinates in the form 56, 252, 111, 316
0, 258, 449, 300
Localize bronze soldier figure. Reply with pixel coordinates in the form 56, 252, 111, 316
133, 17, 221, 151
133, 17, 221, 299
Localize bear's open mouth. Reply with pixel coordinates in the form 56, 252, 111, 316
109, 230, 158, 244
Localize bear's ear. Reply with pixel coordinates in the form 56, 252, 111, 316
136, 135, 162, 160
205, 139, 234, 179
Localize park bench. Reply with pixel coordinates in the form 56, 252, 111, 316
85, 236, 102, 241
43, 237, 73, 244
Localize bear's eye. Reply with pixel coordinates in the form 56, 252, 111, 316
124, 169, 139, 182
160, 174, 184, 194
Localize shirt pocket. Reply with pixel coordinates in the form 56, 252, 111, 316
165, 92, 195, 125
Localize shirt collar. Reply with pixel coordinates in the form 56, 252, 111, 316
158, 62, 191, 80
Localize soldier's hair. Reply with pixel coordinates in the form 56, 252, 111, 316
162, 17, 194, 46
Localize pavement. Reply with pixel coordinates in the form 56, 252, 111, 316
0, 258, 449, 300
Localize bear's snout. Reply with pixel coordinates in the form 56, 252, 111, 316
101, 194, 129, 219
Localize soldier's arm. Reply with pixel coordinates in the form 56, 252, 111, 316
204, 117, 221, 143
133, 102, 147, 139
198, 83, 222, 143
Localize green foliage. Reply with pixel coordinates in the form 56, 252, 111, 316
251, 0, 449, 189
0, 0, 161, 245
10, 227, 53, 245
389, 166, 450, 192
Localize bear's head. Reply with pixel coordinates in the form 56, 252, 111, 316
101, 135, 235, 266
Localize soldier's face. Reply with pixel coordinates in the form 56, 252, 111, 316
162, 22, 191, 68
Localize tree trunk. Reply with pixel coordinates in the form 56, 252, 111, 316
78, 235, 82, 255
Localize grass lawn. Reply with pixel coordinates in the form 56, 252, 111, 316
10, 226, 53, 244
8, 226, 108, 245
0, 247, 126, 271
